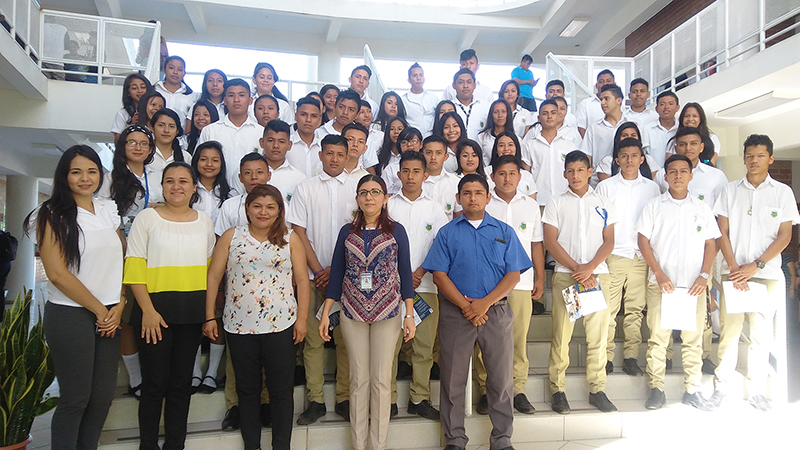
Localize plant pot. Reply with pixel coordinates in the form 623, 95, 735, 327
0, 435, 32, 450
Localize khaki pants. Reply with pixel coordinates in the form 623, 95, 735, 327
476, 289, 532, 395
340, 313, 401, 450
605, 255, 648, 360
644, 282, 705, 393
549, 272, 611, 394
715, 276, 781, 396
391, 292, 440, 403
304, 283, 350, 403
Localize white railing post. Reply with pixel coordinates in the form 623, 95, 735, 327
759, 0, 766, 52
96, 20, 104, 83
695, 16, 701, 84
724, 0, 730, 69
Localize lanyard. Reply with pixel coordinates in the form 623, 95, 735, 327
457, 102, 474, 127
143, 170, 150, 207
595, 206, 608, 228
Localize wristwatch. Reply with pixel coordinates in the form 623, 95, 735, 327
755, 259, 766, 269
699, 272, 709, 280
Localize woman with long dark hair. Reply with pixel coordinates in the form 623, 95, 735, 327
373, 91, 407, 132
252, 62, 294, 124
153, 55, 200, 131
150, 108, 192, 174
112, 73, 152, 142
199, 69, 227, 118
499, 79, 533, 139
432, 111, 466, 174
678, 102, 720, 165
137, 90, 166, 129
319, 84, 340, 123
187, 100, 220, 154
373, 116, 407, 179
595, 122, 657, 182
319, 175, 415, 450
487, 131, 537, 198
477, 99, 515, 168
25, 145, 124, 449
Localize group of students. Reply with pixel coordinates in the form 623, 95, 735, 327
29, 47, 797, 450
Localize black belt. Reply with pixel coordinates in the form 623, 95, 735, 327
493, 297, 508, 307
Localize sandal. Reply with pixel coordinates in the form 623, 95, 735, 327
198, 375, 217, 394
191, 376, 203, 394
127, 384, 141, 400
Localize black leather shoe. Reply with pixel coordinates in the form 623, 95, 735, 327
551, 391, 570, 414
682, 392, 714, 411
622, 358, 644, 376
221, 405, 240, 431
335, 400, 350, 421
708, 390, 726, 408
702, 358, 717, 375
475, 394, 489, 415
532, 301, 546, 315
390, 403, 398, 418
514, 393, 535, 414
260, 403, 271, 427
297, 401, 326, 425
408, 399, 440, 420
606, 360, 613, 374
665, 358, 673, 370
430, 362, 441, 380
645, 388, 666, 410
589, 391, 617, 412
396, 361, 413, 380
749, 394, 771, 412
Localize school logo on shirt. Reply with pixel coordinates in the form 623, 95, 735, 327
697, 225, 702, 232
286, 194, 292, 203
771, 211, 778, 218
561, 153, 567, 161
479, 120, 485, 128
446, 203, 452, 211
425, 223, 432, 231
520, 222, 527, 230
698, 194, 705, 201
253, 147, 259, 153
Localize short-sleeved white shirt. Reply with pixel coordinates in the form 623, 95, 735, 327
575, 96, 603, 131
345, 164, 370, 181
442, 81, 495, 105
402, 90, 440, 137
268, 160, 306, 205
454, 98, 491, 141
564, 111, 578, 130
714, 176, 800, 280
215, 194, 247, 236
422, 171, 459, 220
288, 128, 323, 178
387, 192, 449, 293
636, 192, 721, 287
524, 130, 579, 206
380, 153, 402, 195
512, 104, 533, 140
314, 119, 341, 142
154, 81, 200, 129
579, 114, 631, 168
286, 171, 358, 278
95, 166, 164, 234
642, 120, 678, 167
149, 147, 193, 177
486, 190, 543, 290
623, 107, 658, 129
476, 131, 496, 169
595, 173, 661, 259
112, 108, 132, 134
654, 162, 728, 209
542, 186, 617, 274
193, 182, 225, 224
198, 115, 264, 196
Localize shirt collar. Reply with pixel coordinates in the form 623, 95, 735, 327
565, 185, 596, 199
491, 188, 525, 205
396, 191, 430, 204
653, 120, 678, 132
270, 160, 292, 172
453, 211, 500, 229
319, 170, 348, 184
223, 114, 258, 129
739, 174, 775, 190
292, 128, 321, 146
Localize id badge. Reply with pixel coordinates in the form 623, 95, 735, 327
360, 272, 373, 291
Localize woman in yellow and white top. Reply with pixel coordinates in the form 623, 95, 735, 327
123, 161, 215, 450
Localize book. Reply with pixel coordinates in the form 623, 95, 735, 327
561, 278, 607, 323
399, 292, 434, 328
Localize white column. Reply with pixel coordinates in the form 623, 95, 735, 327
5, 175, 38, 303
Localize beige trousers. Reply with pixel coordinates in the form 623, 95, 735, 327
605, 254, 648, 360
303, 283, 350, 403
391, 292, 440, 403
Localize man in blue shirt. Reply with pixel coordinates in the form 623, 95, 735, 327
511, 54, 539, 112
423, 174, 532, 450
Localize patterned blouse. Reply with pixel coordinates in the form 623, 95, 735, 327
223, 225, 297, 334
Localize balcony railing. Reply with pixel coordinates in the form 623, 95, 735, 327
0, 0, 42, 61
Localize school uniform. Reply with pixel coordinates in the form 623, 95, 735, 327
523, 129, 580, 206
595, 154, 661, 179
402, 89, 440, 137
453, 98, 491, 141
654, 161, 728, 209
198, 115, 264, 196
215, 194, 247, 236
596, 173, 661, 362
484, 166, 538, 199
314, 119, 341, 141
248, 95, 294, 125
288, 127, 323, 179
267, 160, 306, 206
579, 113, 632, 170
511, 104, 533, 139
95, 167, 164, 236
442, 81, 495, 105
154, 81, 200, 130
148, 147, 193, 177
344, 164, 370, 181
635, 192, 721, 393
378, 153, 402, 195
193, 183, 225, 224
361, 93, 379, 114
623, 107, 658, 129
362, 126, 383, 170
713, 176, 800, 396
564, 111, 578, 130
575, 96, 603, 131
476, 131, 496, 169
111, 108, 133, 134
421, 171, 459, 221
642, 120, 678, 167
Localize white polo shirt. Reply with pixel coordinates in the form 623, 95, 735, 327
714, 175, 800, 280
486, 190, 543, 290
268, 160, 306, 205
154, 81, 199, 129
580, 114, 631, 168
148, 147, 193, 177
402, 89, 440, 137
443, 81, 495, 105
111, 108, 132, 134
642, 120, 678, 167
564, 111, 578, 130
654, 161, 727, 209
623, 107, 658, 129
193, 182, 225, 224
288, 127, 323, 178
575, 96, 603, 131
476, 131, 496, 168
512, 104, 533, 140
198, 115, 264, 196
453, 98, 491, 141
286, 171, 358, 278
248, 96, 295, 125
361, 93, 379, 114
387, 192, 449, 294
595, 173, 661, 259
524, 130, 580, 206
215, 193, 247, 236
636, 192, 721, 287
380, 153, 402, 195
345, 164, 370, 181
543, 186, 617, 275
362, 127, 383, 169
422, 171, 459, 220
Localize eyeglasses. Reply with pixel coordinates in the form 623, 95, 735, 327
126, 140, 151, 148
357, 189, 385, 198
401, 138, 420, 146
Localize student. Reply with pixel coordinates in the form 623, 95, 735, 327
625, 78, 658, 127
548, 96, 583, 145
442, 49, 495, 104
190, 140, 231, 225
421, 135, 459, 220
260, 119, 306, 205
315, 88, 361, 140
451, 68, 491, 141
641, 91, 680, 167
473, 155, 544, 415
289, 96, 324, 178
136, 91, 166, 129
253, 94, 281, 128
187, 100, 220, 155
636, 154, 720, 411
477, 99, 515, 168
524, 99, 579, 207
112, 73, 152, 142
215, 153, 271, 237
374, 91, 407, 131
199, 69, 227, 118
319, 84, 339, 124
422, 174, 532, 450
595, 122, 659, 182
499, 80, 533, 139
402, 63, 440, 138
198, 79, 264, 196
153, 56, 199, 132
595, 139, 660, 376
434, 100, 456, 122
711, 134, 800, 411
251, 62, 294, 124
205, 184, 310, 450
433, 111, 467, 174
455, 139, 487, 179
149, 108, 192, 175
342, 122, 371, 180
678, 102, 720, 165
576, 69, 615, 138
511, 54, 539, 112
543, 150, 617, 414
488, 131, 537, 198
349, 65, 378, 112
580, 84, 628, 169
381, 126, 422, 195
373, 116, 408, 192
545, 80, 577, 129
386, 151, 448, 421
357, 100, 373, 129
287, 135, 358, 425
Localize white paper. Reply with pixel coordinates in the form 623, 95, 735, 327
659, 288, 697, 331
576, 288, 607, 317
722, 281, 770, 314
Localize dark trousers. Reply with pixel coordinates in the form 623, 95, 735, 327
43, 301, 120, 450
439, 300, 514, 450
518, 96, 537, 112
227, 328, 295, 450
135, 323, 202, 450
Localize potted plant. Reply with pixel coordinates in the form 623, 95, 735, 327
0, 289, 58, 449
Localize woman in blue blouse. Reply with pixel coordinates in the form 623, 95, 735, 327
319, 175, 415, 450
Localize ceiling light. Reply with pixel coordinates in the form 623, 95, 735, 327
560, 18, 590, 38
715, 91, 800, 118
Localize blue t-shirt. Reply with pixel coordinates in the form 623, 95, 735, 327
422, 213, 532, 300
511, 66, 534, 99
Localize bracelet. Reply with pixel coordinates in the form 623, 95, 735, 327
313, 269, 324, 277
204, 318, 216, 323
404, 315, 414, 319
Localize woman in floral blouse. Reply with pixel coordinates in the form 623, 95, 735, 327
204, 184, 310, 450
